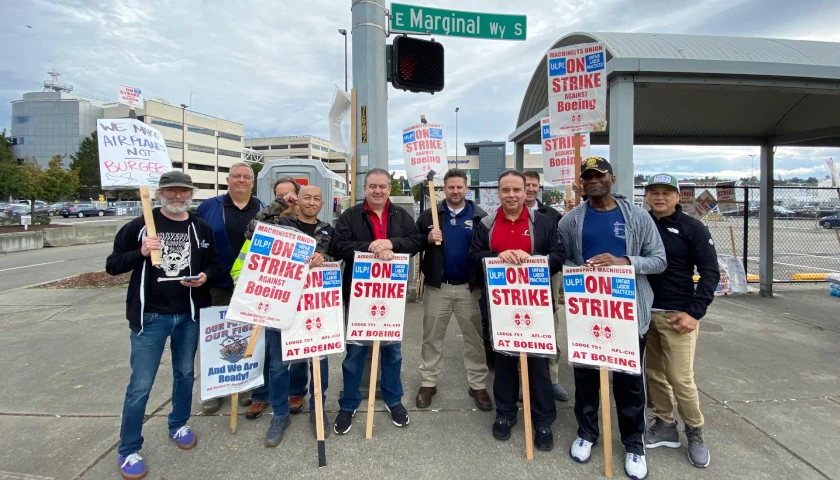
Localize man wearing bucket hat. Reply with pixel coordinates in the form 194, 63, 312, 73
106, 171, 220, 479
643, 173, 719, 468
557, 157, 666, 480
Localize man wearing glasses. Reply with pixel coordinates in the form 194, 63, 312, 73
196, 162, 266, 414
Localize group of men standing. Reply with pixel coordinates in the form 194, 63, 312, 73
108, 157, 718, 480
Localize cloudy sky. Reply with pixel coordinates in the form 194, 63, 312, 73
2, 0, 839, 180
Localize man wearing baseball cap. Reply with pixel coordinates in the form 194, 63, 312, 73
558, 157, 666, 480
643, 174, 719, 468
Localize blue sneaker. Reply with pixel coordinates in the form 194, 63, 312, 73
169, 425, 198, 450
118, 453, 147, 480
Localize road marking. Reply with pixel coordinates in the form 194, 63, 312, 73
0, 261, 65, 273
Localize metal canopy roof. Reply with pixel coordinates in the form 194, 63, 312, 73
509, 32, 840, 147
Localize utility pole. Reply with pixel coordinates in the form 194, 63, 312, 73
351, 0, 388, 203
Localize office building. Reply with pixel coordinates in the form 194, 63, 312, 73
245, 135, 349, 177
447, 141, 544, 185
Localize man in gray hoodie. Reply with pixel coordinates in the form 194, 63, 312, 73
558, 157, 666, 480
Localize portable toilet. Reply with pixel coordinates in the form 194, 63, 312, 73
256, 159, 348, 225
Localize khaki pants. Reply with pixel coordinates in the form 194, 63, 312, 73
420, 283, 488, 390
646, 310, 704, 427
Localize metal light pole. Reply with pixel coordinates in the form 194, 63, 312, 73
749, 154, 756, 181
215, 132, 220, 196
455, 107, 459, 164
338, 29, 348, 92
180, 103, 188, 172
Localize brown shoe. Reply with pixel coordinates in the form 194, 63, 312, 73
246, 401, 269, 420
469, 388, 493, 411
289, 396, 305, 414
415, 386, 437, 408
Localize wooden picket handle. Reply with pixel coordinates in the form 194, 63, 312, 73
313, 358, 327, 467
600, 366, 613, 478
230, 393, 239, 434
139, 185, 161, 266
428, 180, 441, 245
520, 352, 534, 461
244, 327, 261, 358
574, 133, 582, 206
729, 226, 738, 258
365, 340, 381, 439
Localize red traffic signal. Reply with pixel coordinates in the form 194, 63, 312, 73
391, 36, 444, 94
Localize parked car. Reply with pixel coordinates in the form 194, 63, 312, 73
819, 214, 840, 229
10, 205, 51, 216
0, 204, 28, 218
773, 206, 797, 218
49, 202, 75, 216
59, 204, 106, 218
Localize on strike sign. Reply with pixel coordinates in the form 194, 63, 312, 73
546, 42, 607, 134
199, 306, 266, 401
485, 256, 557, 356
403, 123, 446, 187
226, 223, 316, 330
563, 266, 641, 374
347, 252, 410, 342
283, 262, 345, 361
541, 117, 590, 186
118, 84, 143, 108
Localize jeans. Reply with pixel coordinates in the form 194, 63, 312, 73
250, 332, 310, 402
339, 342, 403, 411
264, 329, 328, 417
118, 313, 198, 456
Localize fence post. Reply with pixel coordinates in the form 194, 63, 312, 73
743, 185, 749, 273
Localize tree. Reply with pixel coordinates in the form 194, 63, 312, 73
0, 131, 23, 201
250, 162, 263, 195
18, 159, 45, 214
634, 174, 647, 184
41, 155, 80, 203
542, 189, 565, 205
69, 132, 101, 197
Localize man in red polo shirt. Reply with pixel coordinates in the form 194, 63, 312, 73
470, 170, 566, 451
329, 168, 422, 435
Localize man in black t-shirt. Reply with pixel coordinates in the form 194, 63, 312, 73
106, 171, 219, 480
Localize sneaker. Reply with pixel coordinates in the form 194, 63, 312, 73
289, 396, 305, 414
385, 402, 410, 427
551, 383, 570, 402
265, 415, 291, 447
492, 417, 517, 441
534, 425, 554, 451
625, 453, 648, 480
570, 437, 593, 463
245, 401, 269, 420
117, 453, 146, 480
646, 416, 680, 449
201, 398, 221, 414
310, 411, 331, 439
333, 409, 355, 435
686, 426, 711, 468
168, 425, 197, 450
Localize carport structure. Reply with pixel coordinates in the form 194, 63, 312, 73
509, 32, 840, 296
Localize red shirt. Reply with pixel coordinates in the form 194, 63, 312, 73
490, 206, 532, 254
364, 199, 391, 240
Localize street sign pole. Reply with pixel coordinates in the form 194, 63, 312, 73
352, 0, 389, 203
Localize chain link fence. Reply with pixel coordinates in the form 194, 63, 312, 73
415, 184, 840, 283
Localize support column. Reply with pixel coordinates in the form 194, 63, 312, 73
609, 76, 635, 198
351, 0, 388, 203
759, 143, 774, 297
514, 142, 525, 171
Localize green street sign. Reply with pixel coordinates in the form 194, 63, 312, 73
390, 3, 526, 41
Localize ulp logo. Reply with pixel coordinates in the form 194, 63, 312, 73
541, 123, 552, 140
403, 131, 416, 144
548, 57, 567, 76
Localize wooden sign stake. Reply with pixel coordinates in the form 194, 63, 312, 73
729, 226, 738, 257
312, 358, 327, 467
600, 366, 614, 478
520, 352, 534, 461
427, 169, 441, 246
574, 133, 583, 206
244, 327, 261, 358
138, 185, 161, 266
365, 340, 381, 439
230, 393, 239, 434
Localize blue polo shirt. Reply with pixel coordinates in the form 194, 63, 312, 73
442, 202, 474, 282
582, 204, 627, 261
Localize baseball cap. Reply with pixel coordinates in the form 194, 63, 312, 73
580, 156, 613, 177
157, 171, 196, 189
645, 173, 680, 193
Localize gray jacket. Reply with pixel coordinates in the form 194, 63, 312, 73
557, 193, 667, 335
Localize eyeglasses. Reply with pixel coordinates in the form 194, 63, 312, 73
229, 174, 253, 181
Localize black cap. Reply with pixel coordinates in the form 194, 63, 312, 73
580, 156, 613, 177
158, 171, 195, 189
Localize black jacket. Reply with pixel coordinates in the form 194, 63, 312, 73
648, 205, 720, 320
415, 200, 487, 289
106, 209, 220, 332
329, 201, 422, 301
533, 200, 561, 225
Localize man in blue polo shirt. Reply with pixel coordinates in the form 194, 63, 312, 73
414, 169, 491, 411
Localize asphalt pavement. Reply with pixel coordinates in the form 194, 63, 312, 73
0, 243, 113, 294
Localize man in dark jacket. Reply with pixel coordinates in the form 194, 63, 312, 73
329, 167, 422, 435
106, 171, 219, 480
643, 173, 719, 469
195, 162, 266, 414
414, 169, 491, 411
470, 170, 566, 452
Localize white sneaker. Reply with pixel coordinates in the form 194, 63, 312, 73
570, 437, 593, 463
625, 453, 648, 480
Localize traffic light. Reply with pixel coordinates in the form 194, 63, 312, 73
390, 36, 444, 94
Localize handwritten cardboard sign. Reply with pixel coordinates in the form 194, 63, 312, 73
97, 119, 172, 188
